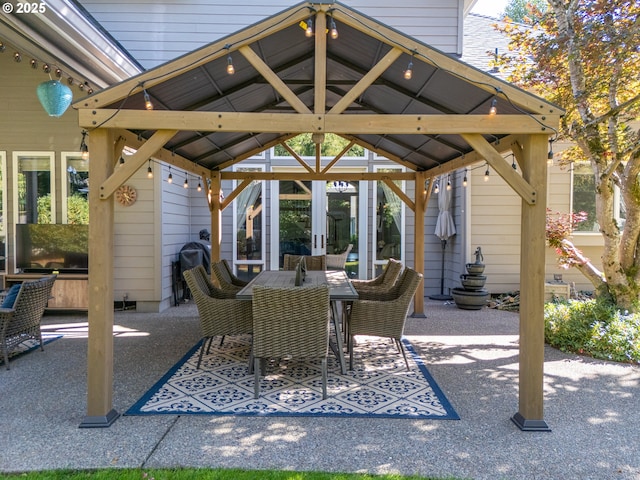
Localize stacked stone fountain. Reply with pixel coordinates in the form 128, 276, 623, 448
451, 246, 490, 310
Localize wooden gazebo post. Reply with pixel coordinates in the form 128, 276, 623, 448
512, 133, 551, 431
80, 128, 119, 428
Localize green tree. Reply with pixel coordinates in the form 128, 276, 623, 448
501, 0, 548, 23
498, 0, 640, 309
274, 133, 364, 157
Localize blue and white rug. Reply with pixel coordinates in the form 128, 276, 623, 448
0, 335, 62, 367
126, 335, 459, 419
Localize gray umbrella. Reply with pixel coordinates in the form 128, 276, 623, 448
430, 175, 456, 300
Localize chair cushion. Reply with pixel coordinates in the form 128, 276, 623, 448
1, 284, 22, 308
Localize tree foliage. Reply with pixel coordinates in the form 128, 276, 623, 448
274, 133, 364, 157
498, 0, 640, 310
501, 0, 548, 23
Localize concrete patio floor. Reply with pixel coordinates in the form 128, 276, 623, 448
1, 299, 638, 480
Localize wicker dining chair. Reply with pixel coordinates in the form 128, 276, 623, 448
212, 259, 247, 294
283, 254, 326, 271
1, 275, 56, 370
183, 267, 253, 369
326, 244, 353, 270
251, 284, 331, 399
350, 257, 403, 299
348, 267, 423, 371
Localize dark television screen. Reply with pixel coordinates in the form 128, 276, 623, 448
16, 224, 89, 273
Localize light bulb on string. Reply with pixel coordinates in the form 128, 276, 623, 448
305, 16, 314, 37
329, 17, 338, 39
484, 165, 490, 182
489, 98, 498, 115
403, 56, 413, 80
463, 169, 468, 187
147, 160, 153, 178
167, 167, 173, 184
143, 89, 154, 110
434, 181, 439, 194
446, 176, 452, 191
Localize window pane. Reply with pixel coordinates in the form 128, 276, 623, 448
65, 156, 89, 224
16, 155, 53, 224
376, 169, 402, 261
572, 163, 597, 232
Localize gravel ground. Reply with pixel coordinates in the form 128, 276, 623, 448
0, 299, 638, 480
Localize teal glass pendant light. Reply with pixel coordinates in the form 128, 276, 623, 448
36, 80, 73, 117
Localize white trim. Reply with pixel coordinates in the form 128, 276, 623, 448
372, 165, 406, 272
232, 163, 266, 275
61, 152, 88, 224
12, 151, 56, 224
0, 151, 6, 273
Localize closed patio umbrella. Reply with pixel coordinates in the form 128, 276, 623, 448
429, 175, 456, 300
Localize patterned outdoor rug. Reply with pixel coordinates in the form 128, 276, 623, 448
126, 335, 459, 419
0, 335, 62, 367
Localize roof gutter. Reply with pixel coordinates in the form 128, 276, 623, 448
0, 0, 142, 88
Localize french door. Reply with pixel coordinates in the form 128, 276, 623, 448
272, 178, 365, 277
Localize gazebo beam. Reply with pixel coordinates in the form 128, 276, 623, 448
78, 110, 560, 135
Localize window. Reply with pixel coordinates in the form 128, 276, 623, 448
233, 165, 264, 281
61, 153, 89, 224
12, 152, 55, 224
572, 162, 625, 232
373, 166, 404, 275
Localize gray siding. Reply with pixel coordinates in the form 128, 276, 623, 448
79, 0, 462, 68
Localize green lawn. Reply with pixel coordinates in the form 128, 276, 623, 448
0, 469, 459, 480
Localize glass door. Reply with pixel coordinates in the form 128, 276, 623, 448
277, 180, 314, 269
274, 179, 361, 275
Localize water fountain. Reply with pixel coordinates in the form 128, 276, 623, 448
451, 246, 490, 310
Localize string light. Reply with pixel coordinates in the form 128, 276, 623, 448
329, 17, 339, 39
463, 169, 468, 187
225, 45, 235, 75
4, 40, 94, 93
305, 16, 314, 37
79, 130, 89, 160
489, 98, 498, 115
446, 176, 451, 191
484, 164, 490, 182
167, 167, 173, 184
403, 54, 413, 80
434, 181, 440, 194
197, 181, 202, 192
143, 88, 154, 110
147, 160, 153, 178
183, 175, 189, 189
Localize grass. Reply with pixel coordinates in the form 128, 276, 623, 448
0, 469, 458, 480
544, 298, 640, 364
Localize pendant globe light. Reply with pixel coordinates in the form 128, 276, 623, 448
36, 79, 73, 117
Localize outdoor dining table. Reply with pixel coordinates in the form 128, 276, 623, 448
236, 269, 358, 374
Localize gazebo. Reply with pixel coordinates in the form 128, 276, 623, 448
74, 2, 562, 431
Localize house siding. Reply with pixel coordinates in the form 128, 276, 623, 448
79, 0, 462, 69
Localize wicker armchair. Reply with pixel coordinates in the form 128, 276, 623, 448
251, 284, 331, 399
351, 257, 403, 299
212, 259, 248, 294
348, 267, 423, 371
283, 254, 326, 271
1, 275, 56, 370
183, 267, 253, 368
326, 244, 353, 270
